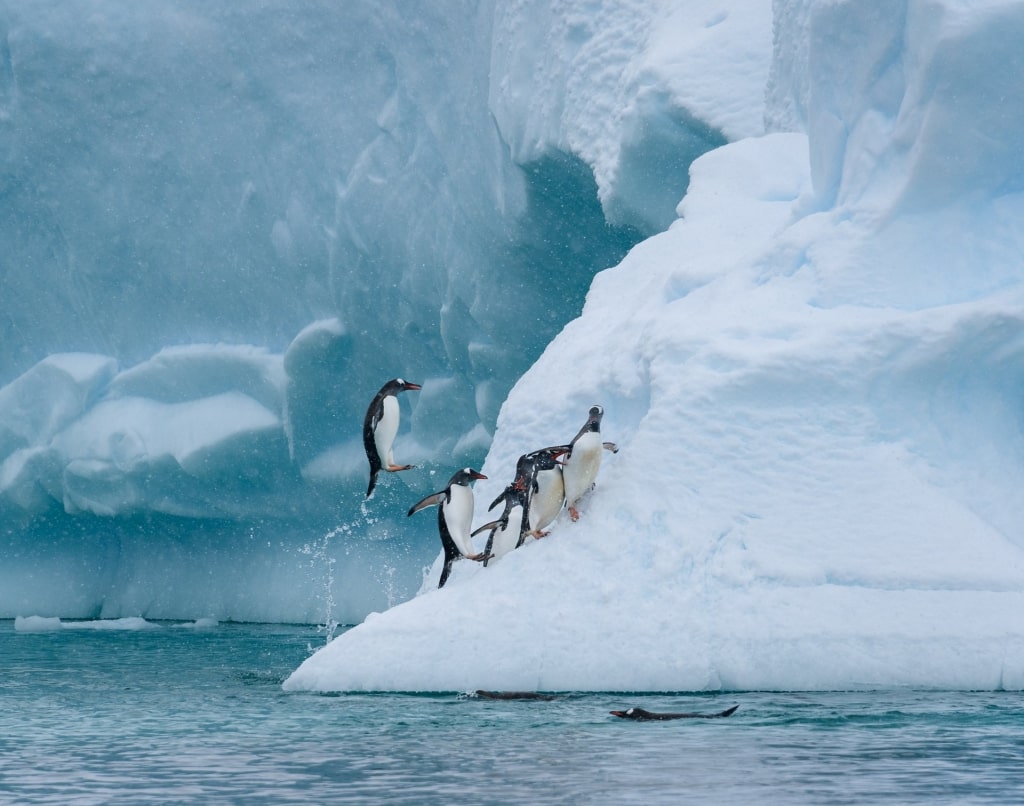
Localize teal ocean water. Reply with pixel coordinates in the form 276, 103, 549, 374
1, 620, 1022, 804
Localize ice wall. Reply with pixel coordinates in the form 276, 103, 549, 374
286, 0, 1024, 692
0, 1, 770, 622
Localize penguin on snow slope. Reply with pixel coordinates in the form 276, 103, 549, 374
562, 405, 618, 521
524, 445, 569, 537
472, 445, 567, 564
363, 378, 421, 498
408, 467, 490, 588
471, 479, 527, 567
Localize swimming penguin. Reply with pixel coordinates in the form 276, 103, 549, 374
408, 468, 490, 588
363, 378, 421, 497
610, 705, 739, 721
524, 445, 569, 537
562, 405, 618, 521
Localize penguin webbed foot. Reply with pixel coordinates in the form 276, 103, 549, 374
467, 552, 492, 563
387, 463, 416, 472
603, 441, 619, 454
530, 529, 550, 539
568, 506, 580, 522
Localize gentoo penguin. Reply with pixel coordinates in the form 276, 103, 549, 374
471, 480, 527, 566
610, 705, 739, 721
408, 468, 490, 588
363, 378, 421, 497
473, 445, 569, 562
524, 445, 569, 537
562, 405, 618, 521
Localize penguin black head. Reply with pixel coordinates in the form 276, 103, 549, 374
450, 467, 487, 486
383, 377, 422, 394
529, 445, 569, 470
584, 405, 604, 431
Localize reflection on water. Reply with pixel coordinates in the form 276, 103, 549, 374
1, 620, 1022, 804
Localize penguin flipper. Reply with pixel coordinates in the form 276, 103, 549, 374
407, 491, 446, 517
471, 520, 501, 538
366, 470, 379, 498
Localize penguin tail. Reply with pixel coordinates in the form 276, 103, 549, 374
366, 472, 378, 498
438, 556, 454, 588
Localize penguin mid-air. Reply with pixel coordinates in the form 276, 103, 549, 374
363, 378, 422, 498
562, 405, 618, 521
408, 468, 490, 588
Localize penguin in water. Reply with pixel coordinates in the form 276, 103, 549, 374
363, 378, 421, 498
562, 405, 618, 521
408, 468, 490, 588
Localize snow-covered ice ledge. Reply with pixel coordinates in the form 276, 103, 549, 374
285, 123, 1024, 691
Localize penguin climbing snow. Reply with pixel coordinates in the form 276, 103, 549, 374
473, 445, 569, 563
471, 479, 527, 567
363, 378, 422, 497
562, 405, 618, 521
524, 445, 569, 537
408, 468, 490, 588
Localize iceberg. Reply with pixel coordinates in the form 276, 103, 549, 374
3, 0, 1023, 692
285, 0, 1024, 691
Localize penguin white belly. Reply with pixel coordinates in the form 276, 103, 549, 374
490, 506, 524, 560
529, 467, 564, 532
443, 484, 477, 557
373, 395, 400, 466
563, 432, 603, 506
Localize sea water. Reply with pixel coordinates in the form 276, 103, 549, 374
1, 620, 1022, 804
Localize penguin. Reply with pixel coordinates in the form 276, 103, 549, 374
363, 378, 421, 497
471, 480, 527, 566
473, 445, 569, 562
524, 445, 569, 537
407, 467, 490, 588
562, 405, 618, 521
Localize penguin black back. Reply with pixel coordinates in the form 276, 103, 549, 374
363, 377, 421, 497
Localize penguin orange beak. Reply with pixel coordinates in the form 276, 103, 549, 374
405, 382, 422, 391
470, 471, 487, 480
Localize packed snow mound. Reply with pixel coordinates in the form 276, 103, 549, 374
285, 0, 1024, 692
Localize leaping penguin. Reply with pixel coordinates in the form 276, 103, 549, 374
562, 405, 618, 521
408, 468, 490, 588
363, 378, 421, 497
